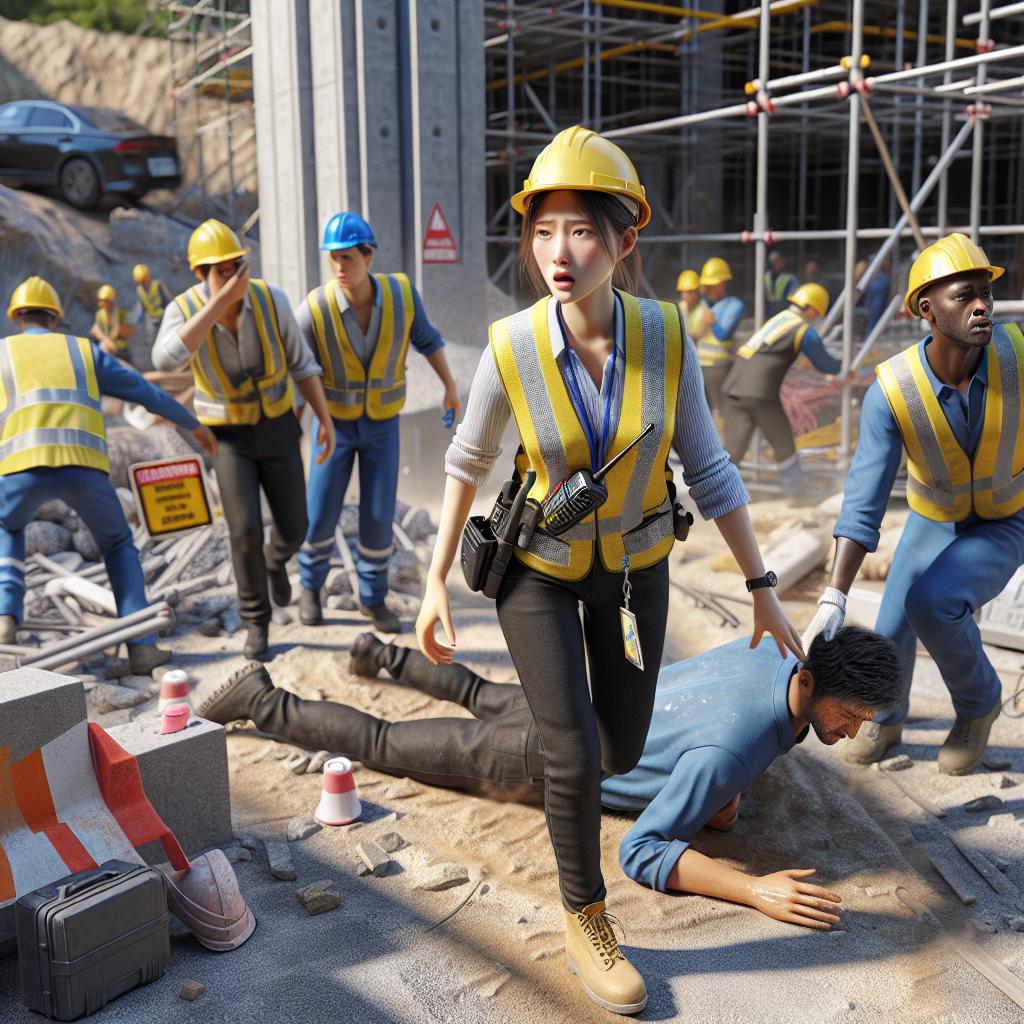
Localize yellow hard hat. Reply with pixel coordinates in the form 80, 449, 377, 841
905, 232, 1004, 316
97, 284, 116, 302
132, 263, 150, 284
676, 269, 700, 292
699, 257, 732, 287
787, 282, 829, 319
187, 218, 250, 271
7, 276, 63, 321
509, 125, 651, 230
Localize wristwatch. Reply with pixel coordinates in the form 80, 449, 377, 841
745, 570, 778, 593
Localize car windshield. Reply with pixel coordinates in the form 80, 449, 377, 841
73, 107, 146, 133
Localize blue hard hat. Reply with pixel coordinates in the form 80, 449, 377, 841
321, 211, 377, 251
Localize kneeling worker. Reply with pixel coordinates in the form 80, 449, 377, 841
0, 277, 217, 672
722, 283, 840, 496
153, 220, 336, 661
91, 285, 132, 361
198, 626, 899, 931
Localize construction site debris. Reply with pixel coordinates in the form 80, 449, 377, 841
306, 751, 332, 774
874, 754, 913, 772
295, 881, 341, 916
416, 863, 470, 892
964, 796, 1004, 814
355, 841, 392, 878
378, 831, 408, 854
179, 980, 206, 1003
264, 840, 297, 882
89, 683, 149, 714
287, 818, 322, 842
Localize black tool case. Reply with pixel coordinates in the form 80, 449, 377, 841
15, 860, 170, 1020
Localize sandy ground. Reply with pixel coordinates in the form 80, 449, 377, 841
3, 494, 1024, 1023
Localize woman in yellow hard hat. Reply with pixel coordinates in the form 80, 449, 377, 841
415, 126, 802, 1016
152, 219, 335, 661
91, 284, 132, 362
721, 281, 839, 502
696, 256, 745, 415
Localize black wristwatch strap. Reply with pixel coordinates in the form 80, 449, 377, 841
745, 569, 778, 593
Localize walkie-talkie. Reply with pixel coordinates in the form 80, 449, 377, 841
540, 423, 655, 536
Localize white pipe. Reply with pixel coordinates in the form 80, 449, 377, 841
19, 603, 174, 665
27, 617, 174, 672
868, 43, 1024, 87
964, 74, 1024, 95
963, 0, 1024, 24
850, 293, 904, 372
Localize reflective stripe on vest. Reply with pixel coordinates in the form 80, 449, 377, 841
876, 325, 1024, 522
136, 280, 165, 319
765, 271, 795, 302
173, 279, 294, 426
682, 300, 708, 344
96, 307, 128, 352
490, 292, 681, 581
696, 297, 741, 367
736, 309, 809, 359
0, 332, 109, 475
306, 273, 414, 421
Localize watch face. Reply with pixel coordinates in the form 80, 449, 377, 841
765, 570, 778, 587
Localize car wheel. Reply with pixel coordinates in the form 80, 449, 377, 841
59, 157, 101, 208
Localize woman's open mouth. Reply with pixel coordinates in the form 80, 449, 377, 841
552, 272, 575, 290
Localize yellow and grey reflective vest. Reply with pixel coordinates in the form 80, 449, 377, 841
173, 279, 294, 427
490, 292, 682, 581
0, 332, 109, 476
680, 298, 709, 344
876, 324, 1024, 522
137, 279, 166, 320
765, 271, 796, 304
726, 308, 810, 401
95, 307, 129, 352
305, 273, 414, 421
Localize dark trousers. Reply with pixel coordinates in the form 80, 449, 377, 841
701, 362, 731, 418
212, 413, 307, 625
496, 556, 669, 912
248, 644, 545, 799
722, 393, 803, 492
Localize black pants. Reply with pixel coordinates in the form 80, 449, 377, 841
722, 393, 797, 465
496, 556, 669, 912
212, 413, 307, 625
248, 644, 545, 800
701, 363, 731, 418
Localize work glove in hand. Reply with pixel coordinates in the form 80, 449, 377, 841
801, 587, 847, 655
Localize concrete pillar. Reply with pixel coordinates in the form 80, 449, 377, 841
250, 0, 320, 303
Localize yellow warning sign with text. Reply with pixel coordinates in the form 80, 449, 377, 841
129, 456, 213, 538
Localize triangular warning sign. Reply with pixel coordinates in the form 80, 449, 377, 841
422, 201, 459, 264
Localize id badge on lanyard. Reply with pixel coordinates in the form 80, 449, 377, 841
620, 556, 644, 671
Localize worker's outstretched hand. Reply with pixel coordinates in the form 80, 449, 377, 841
749, 869, 842, 930
315, 418, 336, 465
191, 425, 218, 457
750, 586, 805, 661
416, 575, 456, 665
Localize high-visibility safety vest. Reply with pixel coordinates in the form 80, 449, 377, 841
305, 273, 414, 421
136, 280, 166, 320
876, 324, 1024, 522
725, 308, 810, 401
764, 271, 796, 304
680, 299, 709, 344
491, 292, 682, 581
174, 279, 294, 427
0, 332, 109, 476
95, 307, 128, 352
696, 296, 743, 368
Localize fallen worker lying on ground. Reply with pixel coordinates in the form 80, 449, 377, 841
196, 626, 900, 930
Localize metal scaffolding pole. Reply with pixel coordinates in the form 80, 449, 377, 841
970, 0, 992, 244
937, 0, 958, 234
912, 0, 929, 196
839, 0, 865, 461
753, 2, 770, 327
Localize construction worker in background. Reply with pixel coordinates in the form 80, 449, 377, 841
152, 219, 336, 662
133, 263, 172, 349
806, 234, 1022, 775
91, 284, 132, 361
675, 268, 712, 346
0, 276, 217, 672
765, 250, 798, 318
294, 212, 461, 634
855, 252, 892, 334
721, 283, 840, 500
696, 256, 745, 416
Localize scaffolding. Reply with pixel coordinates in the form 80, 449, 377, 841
157, 0, 256, 234
484, 0, 1024, 476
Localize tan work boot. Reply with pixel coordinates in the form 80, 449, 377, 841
843, 722, 903, 765
127, 643, 173, 677
0, 615, 16, 645
937, 699, 1002, 776
564, 901, 647, 1016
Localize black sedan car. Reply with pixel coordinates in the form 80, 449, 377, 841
0, 100, 181, 209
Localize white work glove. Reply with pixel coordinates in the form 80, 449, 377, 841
801, 587, 847, 655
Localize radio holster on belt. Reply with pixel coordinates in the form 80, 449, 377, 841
460, 470, 536, 597
667, 479, 693, 542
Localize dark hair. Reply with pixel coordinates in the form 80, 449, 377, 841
805, 625, 901, 709
517, 189, 641, 296
18, 309, 58, 328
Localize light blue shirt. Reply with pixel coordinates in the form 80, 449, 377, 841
834, 334, 995, 551
710, 295, 745, 342
604, 637, 801, 893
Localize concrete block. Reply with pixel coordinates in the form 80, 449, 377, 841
0, 666, 87, 762
106, 714, 233, 860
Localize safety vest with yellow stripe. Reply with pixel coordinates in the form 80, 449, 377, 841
696, 295, 743, 368
725, 308, 810, 401
876, 324, 1024, 522
173, 279, 294, 427
679, 298, 709, 344
0, 332, 108, 475
764, 271, 797, 304
95, 307, 129, 353
304, 273, 414, 421
491, 291, 682, 581
137, 280, 166, 320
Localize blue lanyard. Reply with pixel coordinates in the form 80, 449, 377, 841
557, 304, 616, 472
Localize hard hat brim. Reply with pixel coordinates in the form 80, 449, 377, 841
189, 246, 250, 271
905, 263, 1005, 316
509, 184, 652, 230
320, 240, 378, 252
8, 302, 62, 321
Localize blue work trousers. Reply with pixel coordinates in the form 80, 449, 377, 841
299, 415, 400, 607
0, 466, 154, 643
873, 509, 1024, 727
